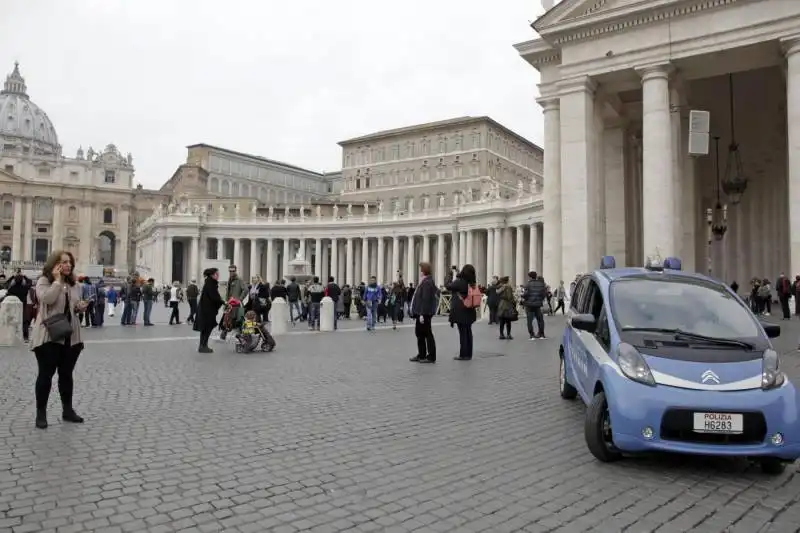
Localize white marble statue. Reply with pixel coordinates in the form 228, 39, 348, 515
363, 202, 369, 215
347, 204, 353, 217
518, 180, 525, 196
251, 203, 258, 216
155, 204, 163, 216
316, 205, 321, 218
218, 205, 225, 218
333, 204, 339, 218
378, 200, 384, 213
422, 196, 430, 210
268, 206, 274, 219
438, 195, 445, 208
295, 244, 305, 260
167, 203, 176, 214
408, 198, 415, 213
466, 189, 473, 202
235, 203, 241, 218
284, 206, 290, 218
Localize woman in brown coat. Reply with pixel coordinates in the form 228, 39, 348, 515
30, 250, 88, 429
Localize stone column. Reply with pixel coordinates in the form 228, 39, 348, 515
503, 227, 514, 277
163, 236, 173, 283
190, 236, 199, 282
51, 200, 63, 253
265, 238, 275, 282
118, 205, 130, 272
406, 235, 415, 284
79, 202, 93, 267
450, 230, 459, 269
559, 78, 597, 280
486, 228, 495, 280
346, 237, 354, 286
458, 231, 466, 266
377, 237, 385, 285
638, 64, 675, 260
321, 240, 329, 281
361, 237, 369, 280
233, 238, 242, 269
11, 198, 23, 261
465, 230, 474, 266
421, 234, 430, 263
529, 224, 541, 277
436, 234, 445, 284
282, 239, 290, 279
603, 126, 627, 264
515, 225, 525, 286
539, 98, 562, 284
249, 239, 259, 281
23, 197, 33, 261
330, 239, 339, 282
314, 238, 322, 280
786, 39, 800, 275
391, 236, 400, 280
491, 228, 500, 277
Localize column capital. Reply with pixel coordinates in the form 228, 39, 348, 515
781, 37, 800, 58
636, 63, 674, 82
536, 97, 560, 112
557, 76, 596, 97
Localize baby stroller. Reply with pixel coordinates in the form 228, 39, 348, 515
235, 321, 276, 353
218, 297, 244, 341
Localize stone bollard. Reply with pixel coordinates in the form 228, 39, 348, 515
271, 297, 288, 336
320, 296, 335, 332
477, 294, 488, 322
0, 295, 24, 347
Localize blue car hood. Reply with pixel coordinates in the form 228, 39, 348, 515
641, 352, 763, 387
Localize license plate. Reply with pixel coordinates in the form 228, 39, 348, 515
693, 412, 744, 434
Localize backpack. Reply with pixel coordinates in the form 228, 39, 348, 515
461, 285, 482, 309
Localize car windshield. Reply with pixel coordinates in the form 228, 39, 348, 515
610, 276, 761, 339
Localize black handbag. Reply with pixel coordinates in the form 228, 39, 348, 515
43, 292, 72, 342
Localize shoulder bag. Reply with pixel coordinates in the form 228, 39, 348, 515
43, 287, 73, 342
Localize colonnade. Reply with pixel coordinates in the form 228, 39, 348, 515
160, 223, 546, 288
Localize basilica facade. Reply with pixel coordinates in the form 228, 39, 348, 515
515, 0, 800, 286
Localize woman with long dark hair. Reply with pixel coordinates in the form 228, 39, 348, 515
195, 267, 224, 353
30, 250, 88, 429
446, 264, 478, 361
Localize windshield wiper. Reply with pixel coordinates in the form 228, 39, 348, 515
620, 327, 753, 350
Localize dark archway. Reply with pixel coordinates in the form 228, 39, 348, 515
98, 230, 116, 266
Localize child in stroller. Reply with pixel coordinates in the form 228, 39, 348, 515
235, 310, 276, 353
218, 297, 244, 341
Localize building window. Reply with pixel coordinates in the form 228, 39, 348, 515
103, 208, 113, 224
356, 179, 361, 190
105, 170, 116, 183
37, 167, 50, 178
70, 171, 79, 180
68, 206, 78, 221
4, 165, 13, 173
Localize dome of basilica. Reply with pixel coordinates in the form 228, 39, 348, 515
0, 62, 60, 155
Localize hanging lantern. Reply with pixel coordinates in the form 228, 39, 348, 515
722, 74, 747, 205
711, 203, 727, 241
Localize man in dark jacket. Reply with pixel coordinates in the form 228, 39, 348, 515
410, 262, 438, 364
326, 276, 341, 330
522, 271, 547, 340
186, 279, 199, 324
485, 276, 500, 325
286, 276, 302, 324
270, 280, 288, 301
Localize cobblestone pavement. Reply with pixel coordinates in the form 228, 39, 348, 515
3, 304, 800, 533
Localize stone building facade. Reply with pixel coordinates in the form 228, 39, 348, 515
515, 0, 800, 285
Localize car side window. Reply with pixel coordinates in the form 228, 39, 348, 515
595, 308, 611, 350
571, 277, 590, 312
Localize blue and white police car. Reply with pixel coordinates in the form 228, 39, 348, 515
559, 256, 800, 474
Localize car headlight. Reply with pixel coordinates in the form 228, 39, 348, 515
617, 342, 656, 386
762, 349, 786, 390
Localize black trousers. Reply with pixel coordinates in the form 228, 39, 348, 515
780, 295, 791, 319
83, 302, 95, 327
187, 298, 197, 323
34, 341, 82, 411
199, 325, 215, 347
488, 305, 498, 324
554, 299, 565, 314
499, 318, 512, 337
526, 306, 545, 337
457, 323, 473, 359
415, 314, 436, 361
169, 301, 180, 324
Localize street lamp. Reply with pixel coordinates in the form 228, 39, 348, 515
710, 136, 728, 241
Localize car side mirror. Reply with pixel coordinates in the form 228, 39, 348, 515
571, 313, 597, 334
762, 323, 781, 339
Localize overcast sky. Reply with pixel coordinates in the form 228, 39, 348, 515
2, 0, 548, 189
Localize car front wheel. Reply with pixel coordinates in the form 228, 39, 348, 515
585, 391, 622, 462
559, 355, 577, 400
760, 458, 786, 475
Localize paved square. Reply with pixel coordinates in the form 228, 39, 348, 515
3, 305, 800, 533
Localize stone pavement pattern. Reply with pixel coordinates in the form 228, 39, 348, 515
2, 304, 800, 533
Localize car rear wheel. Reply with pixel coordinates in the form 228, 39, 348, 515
585, 391, 622, 462
559, 355, 577, 400
760, 458, 786, 475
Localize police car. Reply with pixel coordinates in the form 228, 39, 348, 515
559, 256, 800, 474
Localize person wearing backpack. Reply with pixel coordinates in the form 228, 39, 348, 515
446, 264, 479, 361
410, 262, 439, 363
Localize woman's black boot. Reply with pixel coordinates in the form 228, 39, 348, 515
35, 409, 48, 429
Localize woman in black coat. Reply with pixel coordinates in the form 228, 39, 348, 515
195, 268, 224, 353
446, 264, 478, 360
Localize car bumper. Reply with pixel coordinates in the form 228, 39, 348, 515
606, 377, 800, 461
